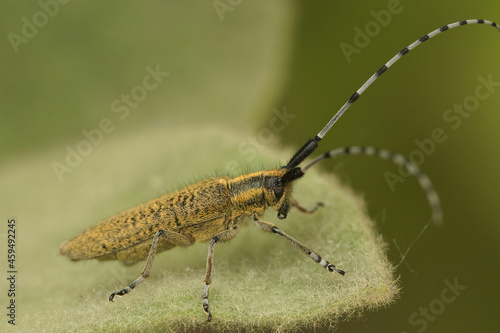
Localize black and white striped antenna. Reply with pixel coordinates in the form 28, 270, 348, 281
286, 19, 499, 170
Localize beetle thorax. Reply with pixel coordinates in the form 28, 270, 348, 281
227, 169, 293, 216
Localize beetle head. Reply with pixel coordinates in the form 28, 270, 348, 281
264, 167, 304, 219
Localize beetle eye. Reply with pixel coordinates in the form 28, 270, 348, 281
273, 177, 284, 201
273, 187, 284, 201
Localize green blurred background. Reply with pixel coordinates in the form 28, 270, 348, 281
1, 1, 500, 332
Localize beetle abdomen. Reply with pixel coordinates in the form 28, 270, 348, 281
59, 177, 233, 260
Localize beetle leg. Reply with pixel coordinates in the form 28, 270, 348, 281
109, 229, 191, 301
253, 217, 345, 275
290, 199, 323, 214
202, 227, 239, 322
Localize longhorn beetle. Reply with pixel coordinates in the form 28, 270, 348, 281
60, 20, 499, 321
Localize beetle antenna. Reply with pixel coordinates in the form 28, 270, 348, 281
301, 146, 442, 225
286, 19, 499, 170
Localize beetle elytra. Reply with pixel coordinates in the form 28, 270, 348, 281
60, 19, 498, 321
